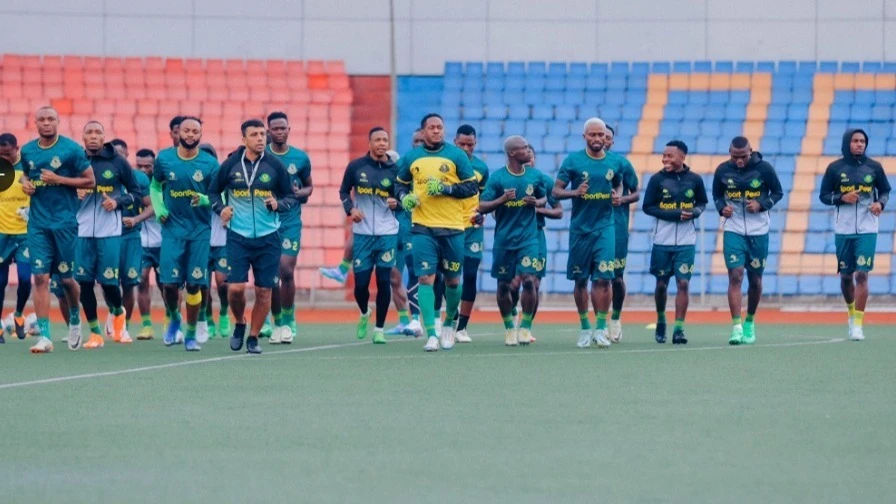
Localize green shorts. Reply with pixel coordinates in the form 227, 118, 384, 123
492, 240, 541, 281
614, 226, 629, 277
567, 229, 616, 281
353, 234, 398, 273
0, 234, 28, 265
50, 273, 65, 298
835, 234, 877, 274
141, 247, 161, 272
394, 227, 411, 273
279, 220, 302, 258
536, 228, 548, 279
723, 232, 769, 274
120, 233, 142, 287
411, 230, 464, 279
28, 226, 76, 277
209, 246, 230, 274
160, 230, 210, 287
464, 226, 484, 260
650, 245, 696, 281
75, 236, 123, 285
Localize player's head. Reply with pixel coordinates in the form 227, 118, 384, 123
582, 117, 607, 155
420, 114, 444, 146
169, 115, 185, 147
663, 140, 688, 172
178, 116, 202, 150
411, 128, 425, 148
198, 143, 217, 160
111, 138, 128, 158
0, 133, 19, 164
135, 148, 155, 177
267, 111, 290, 146
504, 135, 530, 164
241, 119, 267, 155
82, 121, 105, 153
35, 106, 59, 139
847, 129, 868, 157
455, 124, 477, 159
729, 136, 752, 169
526, 143, 536, 166
368, 127, 390, 159
604, 125, 615, 151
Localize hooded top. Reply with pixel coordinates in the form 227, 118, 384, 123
819, 129, 891, 235
642, 164, 708, 247
79, 142, 141, 238
338, 152, 400, 237
712, 151, 784, 236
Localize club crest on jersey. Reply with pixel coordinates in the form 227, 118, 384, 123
572, 265, 582, 274
50, 156, 61, 169
685, 189, 694, 198
354, 259, 362, 267
260, 173, 271, 183
498, 266, 508, 275
750, 179, 761, 189
581, 172, 590, 182
58, 262, 69, 273
192, 170, 204, 182
28, 161, 35, 169
439, 163, 450, 173
534, 259, 544, 272
381, 178, 392, 188
526, 184, 534, 196
421, 261, 429, 270
605, 169, 614, 181
128, 267, 138, 279
288, 163, 297, 175
864, 174, 873, 183
103, 267, 115, 280
840, 172, 849, 180
102, 169, 114, 180
381, 250, 393, 263
35, 259, 43, 268
282, 238, 292, 250
191, 267, 203, 279
598, 261, 609, 273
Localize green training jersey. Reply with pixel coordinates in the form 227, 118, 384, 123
481, 166, 547, 246
610, 152, 638, 233
460, 155, 490, 228
121, 169, 149, 236
535, 170, 558, 230
20, 135, 91, 230
153, 147, 219, 238
556, 150, 623, 235
266, 144, 311, 229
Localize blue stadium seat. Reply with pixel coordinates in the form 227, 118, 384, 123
705, 105, 726, 120
708, 91, 729, 105
621, 105, 642, 120
546, 120, 569, 135
486, 61, 504, 76
778, 275, 798, 295
724, 104, 747, 121
735, 61, 755, 73
607, 76, 627, 90
444, 75, 463, 91
720, 121, 741, 138
563, 90, 584, 106
869, 121, 891, 137
765, 121, 785, 137
504, 75, 525, 91
772, 74, 793, 90
683, 106, 705, 120
504, 119, 525, 135
798, 275, 822, 295
600, 106, 623, 122
819, 61, 839, 73
586, 74, 607, 91
695, 136, 717, 154
761, 137, 780, 153
484, 76, 504, 91
797, 61, 817, 73
767, 105, 788, 121
672, 61, 691, 73
545, 77, 565, 92
791, 89, 813, 105
851, 104, 872, 122
445, 62, 463, 75
665, 105, 685, 121
507, 104, 529, 120
479, 135, 502, 153
854, 90, 875, 104
461, 106, 484, 120
778, 61, 797, 74
784, 121, 806, 137
727, 91, 749, 105
524, 76, 545, 92
786, 104, 809, 121
484, 106, 506, 120
651, 62, 671, 73
555, 104, 576, 121
887, 138, 896, 155
543, 135, 566, 154
548, 62, 567, 75
629, 233, 651, 253
566, 76, 586, 92
544, 91, 564, 105
714, 61, 734, 73
879, 233, 894, 253
700, 120, 721, 135
501, 90, 524, 104
876, 90, 896, 105
680, 121, 701, 136
694, 60, 712, 72
613, 136, 632, 153
863, 61, 883, 73
840, 61, 860, 73
756, 61, 776, 73
481, 120, 503, 137
631, 62, 650, 75
465, 62, 484, 75
689, 92, 709, 105
590, 63, 608, 75
569, 62, 588, 75
507, 61, 525, 75
527, 62, 546, 76
667, 91, 689, 105
483, 90, 505, 105
867, 140, 885, 157
610, 61, 629, 74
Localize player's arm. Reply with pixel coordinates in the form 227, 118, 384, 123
759, 164, 784, 211
711, 169, 728, 214
208, 161, 230, 215
537, 180, 563, 219
338, 162, 356, 216
477, 178, 509, 214
42, 165, 95, 189
642, 176, 681, 222
115, 159, 139, 208
149, 159, 170, 220
692, 176, 708, 217
619, 163, 640, 204
272, 160, 298, 212
552, 162, 585, 200
818, 163, 846, 206
295, 156, 313, 203
132, 196, 155, 224
873, 163, 891, 210
395, 157, 416, 209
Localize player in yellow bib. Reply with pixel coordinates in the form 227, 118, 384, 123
0, 133, 32, 343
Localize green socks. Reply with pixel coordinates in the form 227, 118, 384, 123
37, 317, 50, 339
169, 308, 181, 322
445, 284, 462, 322
579, 311, 591, 330
745, 313, 754, 324
521, 313, 533, 330
732, 316, 742, 326
502, 314, 514, 329
14, 310, 22, 318
142, 314, 152, 328
611, 310, 621, 321
197, 307, 207, 322
338, 260, 351, 275
185, 323, 196, 341
111, 306, 124, 316
596, 312, 607, 330
418, 283, 437, 337
88, 319, 101, 335
674, 318, 684, 331
398, 309, 411, 326
657, 311, 666, 324
69, 307, 80, 326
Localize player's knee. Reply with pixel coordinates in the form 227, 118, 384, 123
728, 268, 744, 284
747, 273, 762, 290
521, 276, 536, 291
574, 279, 588, 290
497, 280, 512, 295
593, 279, 610, 291
840, 273, 854, 285
676, 279, 690, 292
510, 277, 521, 291
655, 279, 668, 293
612, 276, 625, 288
33, 274, 49, 287
855, 272, 869, 285
254, 287, 272, 302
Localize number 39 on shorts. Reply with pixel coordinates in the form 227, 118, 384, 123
442, 260, 461, 272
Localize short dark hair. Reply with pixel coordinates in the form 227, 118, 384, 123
110, 138, 127, 149
135, 148, 155, 158
241, 119, 265, 136
368, 126, 386, 139
0, 133, 17, 147
606, 125, 615, 135
730, 136, 749, 149
267, 111, 288, 125
180, 116, 202, 127
198, 143, 218, 159
456, 124, 477, 137
666, 140, 688, 155
420, 113, 443, 129
169, 115, 185, 131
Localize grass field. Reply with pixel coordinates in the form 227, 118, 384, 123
1, 321, 894, 503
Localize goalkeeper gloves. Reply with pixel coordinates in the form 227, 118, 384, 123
401, 194, 419, 212
425, 178, 445, 196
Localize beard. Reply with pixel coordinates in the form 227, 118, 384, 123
179, 137, 200, 150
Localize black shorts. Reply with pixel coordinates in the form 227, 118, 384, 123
226, 231, 280, 288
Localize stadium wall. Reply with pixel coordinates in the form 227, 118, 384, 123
4, 0, 896, 74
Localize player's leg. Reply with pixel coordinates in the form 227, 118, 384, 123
55, 228, 82, 350
741, 234, 767, 345
670, 246, 695, 345
568, 234, 593, 347
136, 248, 158, 340
835, 234, 857, 336
649, 245, 674, 344
515, 242, 542, 345
98, 237, 126, 343
159, 234, 186, 346
412, 233, 440, 351
849, 234, 877, 341
277, 252, 298, 343
0, 261, 8, 344
587, 229, 615, 347
201, 257, 215, 339
245, 233, 280, 354
13, 247, 33, 340
454, 227, 483, 343
726, 266, 745, 345
496, 276, 517, 347
27, 228, 61, 351
371, 236, 397, 344
351, 234, 374, 340
215, 270, 230, 338
609, 226, 629, 342
226, 233, 251, 351
181, 239, 210, 350
320, 232, 353, 284
405, 248, 420, 327
437, 233, 464, 349
119, 234, 141, 341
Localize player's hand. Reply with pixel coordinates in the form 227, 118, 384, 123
220, 206, 233, 225
21, 179, 35, 195
401, 194, 419, 212
76, 188, 88, 200
426, 178, 445, 196
681, 210, 694, 221
501, 188, 517, 202
745, 199, 762, 213
191, 193, 210, 208
470, 212, 484, 226
522, 195, 537, 206
156, 207, 169, 224
386, 197, 398, 210
350, 208, 364, 223
576, 181, 589, 197
721, 205, 734, 218
841, 191, 860, 204
612, 191, 622, 206
40, 169, 61, 184
101, 192, 118, 211
123, 216, 136, 228
264, 196, 278, 212
870, 202, 883, 216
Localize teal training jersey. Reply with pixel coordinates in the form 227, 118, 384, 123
266, 144, 311, 228
481, 166, 547, 246
535, 170, 558, 230
610, 152, 639, 232
121, 169, 149, 236
153, 148, 219, 238
556, 150, 623, 234
20, 135, 91, 230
